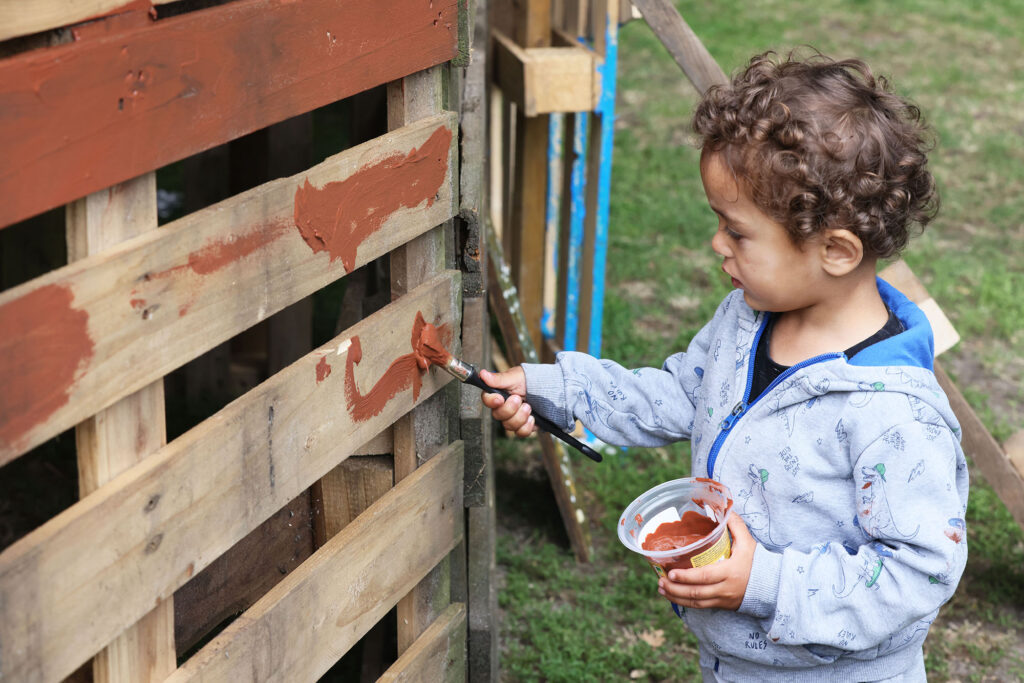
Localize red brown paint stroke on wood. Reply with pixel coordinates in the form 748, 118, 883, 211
0, 284, 95, 452
315, 356, 332, 383
0, 0, 460, 229
130, 220, 288, 316
344, 312, 452, 422
293, 125, 453, 272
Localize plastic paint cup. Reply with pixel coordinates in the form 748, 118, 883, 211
617, 477, 734, 578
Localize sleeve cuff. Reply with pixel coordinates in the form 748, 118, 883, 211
738, 543, 782, 620
521, 362, 572, 431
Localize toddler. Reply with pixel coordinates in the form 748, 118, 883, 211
482, 50, 968, 681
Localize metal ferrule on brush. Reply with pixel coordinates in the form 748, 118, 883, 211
444, 357, 474, 382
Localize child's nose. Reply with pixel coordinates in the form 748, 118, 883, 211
711, 228, 732, 258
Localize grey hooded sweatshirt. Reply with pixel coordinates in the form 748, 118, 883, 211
522, 279, 968, 681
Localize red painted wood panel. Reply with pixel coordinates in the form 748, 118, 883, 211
0, 0, 459, 229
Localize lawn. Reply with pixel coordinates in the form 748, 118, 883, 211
495, 1, 1024, 680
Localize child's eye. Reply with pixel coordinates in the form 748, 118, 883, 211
724, 226, 744, 240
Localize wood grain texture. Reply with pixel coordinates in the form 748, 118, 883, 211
935, 362, 1024, 529
492, 30, 598, 116
0, 271, 460, 683
485, 218, 592, 562
630, 0, 727, 94
0, 0, 459, 229
167, 441, 464, 682
378, 603, 467, 683
171, 489, 316, 656
67, 172, 177, 683
0, 0, 160, 43
0, 113, 457, 464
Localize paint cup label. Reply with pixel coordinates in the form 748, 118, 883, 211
690, 528, 732, 567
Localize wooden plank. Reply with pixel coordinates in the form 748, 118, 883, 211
388, 64, 459, 658
516, 0, 552, 48
378, 603, 467, 683
935, 362, 1024, 529
0, 113, 458, 464
314, 456, 394, 539
0, 271, 460, 683
492, 30, 598, 116
0, 0, 162, 43
167, 441, 465, 682
878, 260, 960, 356
510, 112, 549, 352
485, 218, 592, 562
172, 490, 316, 656
0, 0, 460, 229
67, 173, 177, 683
630, 0, 728, 95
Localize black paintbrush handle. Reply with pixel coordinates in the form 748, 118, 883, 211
465, 370, 603, 463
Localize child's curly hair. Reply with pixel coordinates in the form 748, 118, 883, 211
693, 49, 938, 258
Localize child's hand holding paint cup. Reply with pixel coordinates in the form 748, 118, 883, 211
619, 477, 753, 610
478, 367, 536, 438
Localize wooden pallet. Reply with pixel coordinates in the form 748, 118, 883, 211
0, 1, 489, 680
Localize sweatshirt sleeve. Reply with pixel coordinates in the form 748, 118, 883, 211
738, 419, 968, 653
519, 311, 718, 448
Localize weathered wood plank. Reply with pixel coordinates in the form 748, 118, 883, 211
0, 271, 460, 683
167, 441, 465, 682
0, 0, 460, 229
314, 456, 394, 540
0, 113, 457, 464
935, 362, 1024, 530
484, 218, 592, 562
630, 0, 727, 95
388, 64, 459, 659
172, 490, 316, 657
492, 30, 598, 116
378, 603, 467, 683
878, 261, 960, 356
66, 173, 177, 683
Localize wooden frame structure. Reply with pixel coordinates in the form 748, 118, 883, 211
0, 0, 496, 680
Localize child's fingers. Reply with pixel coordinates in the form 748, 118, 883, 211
479, 367, 526, 395
491, 393, 524, 422
658, 577, 724, 608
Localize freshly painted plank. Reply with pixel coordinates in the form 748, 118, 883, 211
0, 0, 159, 43
0, 271, 460, 683
378, 603, 467, 683
168, 442, 464, 682
0, 113, 457, 464
0, 0, 460, 229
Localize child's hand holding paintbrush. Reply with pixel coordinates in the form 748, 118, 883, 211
477, 368, 533, 437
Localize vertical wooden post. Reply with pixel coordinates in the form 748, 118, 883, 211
66, 174, 175, 682
387, 65, 458, 656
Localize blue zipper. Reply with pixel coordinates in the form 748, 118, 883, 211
705, 315, 843, 478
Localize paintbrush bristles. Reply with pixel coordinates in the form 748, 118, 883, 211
417, 322, 453, 368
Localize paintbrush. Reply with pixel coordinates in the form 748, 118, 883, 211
417, 324, 602, 463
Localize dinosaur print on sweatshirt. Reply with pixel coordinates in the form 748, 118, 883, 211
741, 464, 791, 551
859, 463, 920, 540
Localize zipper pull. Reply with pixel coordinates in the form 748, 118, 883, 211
719, 401, 746, 431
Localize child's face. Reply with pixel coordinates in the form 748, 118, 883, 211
700, 152, 825, 313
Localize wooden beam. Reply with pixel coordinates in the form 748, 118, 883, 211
67, 173, 177, 683
313, 456, 395, 541
0, 272, 460, 683
388, 64, 459, 658
629, 0, 728, 95
167, 442, 464, 682
935, 363, 1024, 529
0, 113, 458, 464
510, 112, 549, 353
485, 218, 592, 562
0, 0, 460, 229
878, 261, 960, 356
492, 30, 598, 116
378, 603, 467, 683
515, 0, 552, 48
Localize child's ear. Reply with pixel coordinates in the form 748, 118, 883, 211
820, 229, 864, 277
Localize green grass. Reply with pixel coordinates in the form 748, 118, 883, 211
496, 1, 1024, 680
